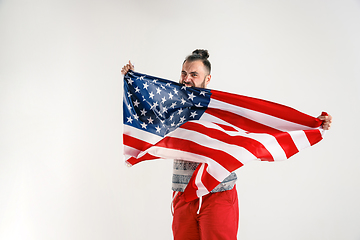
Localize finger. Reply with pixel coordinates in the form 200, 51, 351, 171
322, 121, 332, 130
129, 60, 134, 70
324, 116, 332, 124
327, 115, 333, 122
121, 66, 129, 75
318, 115, 332, 123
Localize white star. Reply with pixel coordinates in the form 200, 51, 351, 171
179, 116, 186, 123
147, 117, 154, 124
166, 83, 171, 87
180, 98, 187, 105
127, 78, 134, 85
153, 79, 158, 83
155, 126, 161, 133
173, 88, 178, 95
162, 106, 168, 113
140, 108, 147, 116
190, 111, 198, 118
133, 114, 139, 120
177, 108, 183, 115
135, 87, 140, 93
168, 92, 174, 100
195, 102, 202, 108
127, 116, 133, 123
150, 102, 159, 110
171, 122, 176, 127
181, 86, 187, 90
170, 102, 177, 109
169, 114, 174, 121
133, 100, 140, 107
141, 122, 147, 129
161, 85, 166, 90
127, 92, 132, 97
127, 104, 132, 110
143, 82, 149, 89
149, 92, 155, 99
200, 91, 206, 96
139, 76, 145, 80
156, 110, 163, 117
188, 92, 196, 101
156, 87, 162, 94
161, 96, 166, 104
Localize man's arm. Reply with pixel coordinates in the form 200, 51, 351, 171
121, 60, 134, 75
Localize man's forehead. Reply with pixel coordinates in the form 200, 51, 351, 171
182, 60, 205, 72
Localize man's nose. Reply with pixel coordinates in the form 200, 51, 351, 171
183, 75, 191, 82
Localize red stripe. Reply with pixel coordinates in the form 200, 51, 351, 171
184, 164, 222, 202
123, 134, 152, 151
200, 165, 221, 192
124, 134, 159, 165
205, 108, 298, 158
181, 121, 274, 161
304, 130, 323, 146
274, 132, 299, 158
126, 153, 159, 165
156, 136, 243, 172
210, 90, 322, 128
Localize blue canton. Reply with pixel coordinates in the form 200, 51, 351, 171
123, 71, 212, 137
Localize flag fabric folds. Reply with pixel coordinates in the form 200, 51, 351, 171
123, 71, 325, 202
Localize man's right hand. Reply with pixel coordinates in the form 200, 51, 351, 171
121, 60, 134, 75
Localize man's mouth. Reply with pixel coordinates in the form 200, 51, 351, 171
183, 82, 194, 87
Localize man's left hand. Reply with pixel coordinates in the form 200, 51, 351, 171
318, 114, 332, 130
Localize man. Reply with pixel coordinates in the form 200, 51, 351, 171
121, 49, 332, 240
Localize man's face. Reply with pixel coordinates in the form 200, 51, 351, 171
180, 60, 211, 88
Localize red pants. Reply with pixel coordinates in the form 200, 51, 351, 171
172, 186, 239, 240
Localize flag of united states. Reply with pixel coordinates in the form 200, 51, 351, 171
123, 71, 325, 201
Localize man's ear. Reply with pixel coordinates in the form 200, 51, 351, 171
205, 74, 211, 87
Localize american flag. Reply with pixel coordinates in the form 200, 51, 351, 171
123, 71, 325, 202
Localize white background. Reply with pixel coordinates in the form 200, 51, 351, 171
1, 0, 360, 239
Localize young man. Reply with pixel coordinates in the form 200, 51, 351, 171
121, 49, 332, 240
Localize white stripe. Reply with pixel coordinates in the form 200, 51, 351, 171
169, 126, 257, 164
208, 98, 316, 131
198, 115, 286, 160
180, 121, 288, 161
200, 113, 245, 131
245, 133, 288, 161
288, 130, 310, 151
124, 145, 142, 158
195, 163, 209, 198
144, 146, 231, 182
124, 124, 162, 144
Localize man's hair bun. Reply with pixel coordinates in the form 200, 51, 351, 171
192, 49, 209, 59
184, 49, 211, 74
